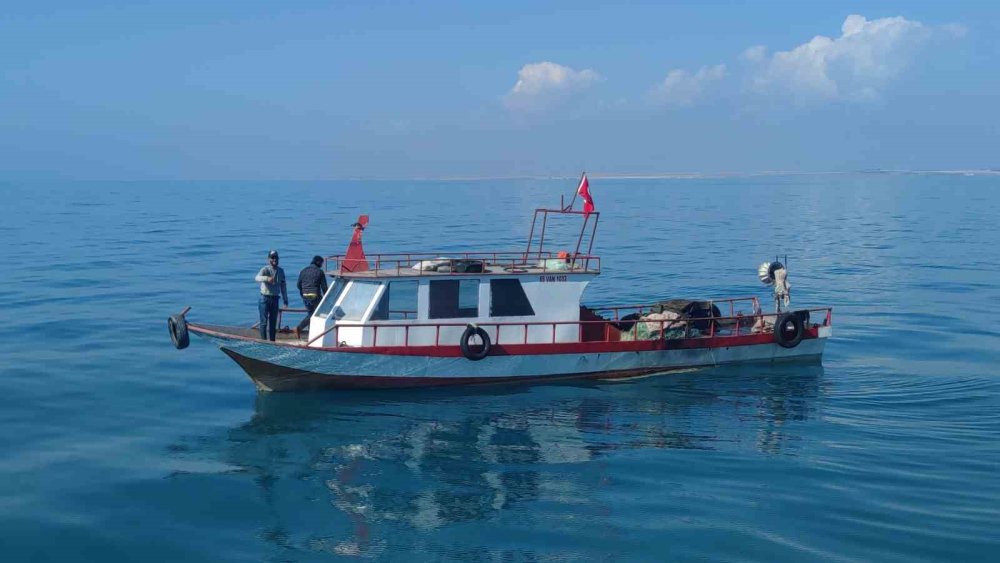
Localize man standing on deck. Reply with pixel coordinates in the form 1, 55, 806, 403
255, 250, 288, 341
295, 255, 329, 338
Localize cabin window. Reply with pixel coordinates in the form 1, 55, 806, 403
314, 277, 348, 318
429, 279, 479, 319
490, 279, 535, 317
371, 280, 418, 320
337, 281, 381, 321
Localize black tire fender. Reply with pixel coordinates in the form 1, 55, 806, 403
460, 324, 491, 361
168, 314, 190, 350
774, 312, 804, 348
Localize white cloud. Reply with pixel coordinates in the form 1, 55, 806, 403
503, 62, 601, 111
652, 64, 726, 107
748, 14, 929, 102
741, 45, 767, 63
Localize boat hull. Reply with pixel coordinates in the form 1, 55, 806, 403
193, 326, 830, 391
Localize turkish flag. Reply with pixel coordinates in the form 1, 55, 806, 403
577, 173, 595, 217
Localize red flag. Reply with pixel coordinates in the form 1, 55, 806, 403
577, 173, 595, 217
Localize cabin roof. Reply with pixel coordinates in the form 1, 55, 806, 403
324, 252, 601, 279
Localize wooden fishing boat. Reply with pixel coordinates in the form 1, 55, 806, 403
168, 176, 832, 391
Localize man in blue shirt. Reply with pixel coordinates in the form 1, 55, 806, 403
255, 250, 288, 341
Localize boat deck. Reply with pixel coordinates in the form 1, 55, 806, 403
196, 323, 306, 343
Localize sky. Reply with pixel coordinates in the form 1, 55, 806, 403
2, 0, 998, 180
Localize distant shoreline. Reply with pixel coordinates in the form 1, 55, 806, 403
420, 169, 1000, 181
9, 169, 999, 182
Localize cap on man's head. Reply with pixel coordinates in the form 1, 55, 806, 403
268, 250, 279, 259
311, 255, 324, 267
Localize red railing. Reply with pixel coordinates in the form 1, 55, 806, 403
290, 301, 832, 348
585, 297, 761, 321
324, 251, 601, 277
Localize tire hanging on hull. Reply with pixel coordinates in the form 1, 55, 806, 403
168, 314, 190, 349
460, 324, 491, 361
774, 312, 804, 348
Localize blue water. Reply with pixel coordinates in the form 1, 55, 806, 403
2, 175, 999, 561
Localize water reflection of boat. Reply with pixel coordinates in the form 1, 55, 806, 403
198, 366, 822, 556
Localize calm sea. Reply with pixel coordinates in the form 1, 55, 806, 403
2, 175, 999, 561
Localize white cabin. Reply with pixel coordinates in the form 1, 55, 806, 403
308, 261, 598, 348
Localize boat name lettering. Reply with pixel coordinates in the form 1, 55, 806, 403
539, 275, 568, 282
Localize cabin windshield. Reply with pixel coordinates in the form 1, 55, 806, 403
337, 280, 382, 321
314, 277, 348, 318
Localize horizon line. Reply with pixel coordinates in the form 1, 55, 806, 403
4, 168, 999, 182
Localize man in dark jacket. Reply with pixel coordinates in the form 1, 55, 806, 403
295, 255, 329, 338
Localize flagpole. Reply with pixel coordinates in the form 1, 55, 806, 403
565, 171, 585, 211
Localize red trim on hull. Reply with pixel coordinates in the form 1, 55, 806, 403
222, 348, 704, 391
191, 323, 821, 357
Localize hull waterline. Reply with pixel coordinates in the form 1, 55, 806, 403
194, 326, 830, 392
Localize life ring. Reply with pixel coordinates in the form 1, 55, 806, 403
460, 324, 491, 361
168, 314, 190, 350
774, 312, 803, 348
